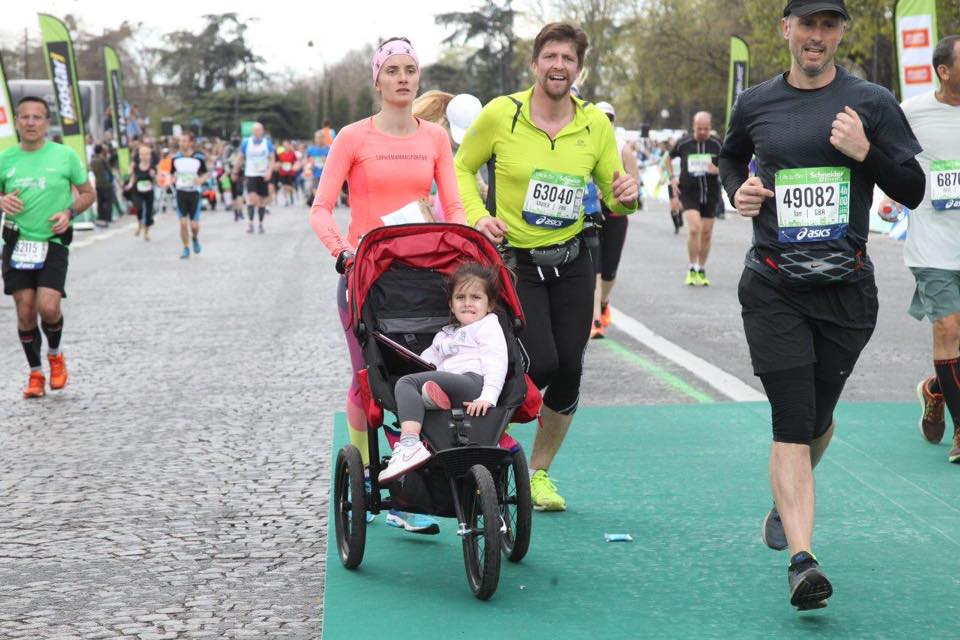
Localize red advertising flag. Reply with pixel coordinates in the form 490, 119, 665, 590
902, 28, 930, 48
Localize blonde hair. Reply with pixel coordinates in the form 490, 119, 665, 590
413, 90, 453, 132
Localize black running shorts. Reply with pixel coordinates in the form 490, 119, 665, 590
2, 240, 69, 297
245, 176, 269, 198
679, 192, 720, 219
738, 268, 878, 375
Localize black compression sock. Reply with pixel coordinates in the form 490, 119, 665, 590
19, 328, 42, 369
258, 207, 266, 222
935, 359, 960, 424
248, 205, 255, 221
40, 316, 63, 353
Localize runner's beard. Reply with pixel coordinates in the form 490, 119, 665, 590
539, 75, 572, 100
793, 45, 835, 78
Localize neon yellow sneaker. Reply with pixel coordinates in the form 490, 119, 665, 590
530, 470, 566, 511
697, 270, 711, 286
685, 269, 698, 286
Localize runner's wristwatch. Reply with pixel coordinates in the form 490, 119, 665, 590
68, 207, 80, 220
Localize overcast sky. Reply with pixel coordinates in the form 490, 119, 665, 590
4, 1, 549, 77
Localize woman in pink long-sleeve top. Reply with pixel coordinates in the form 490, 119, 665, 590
310, 36, 465, 533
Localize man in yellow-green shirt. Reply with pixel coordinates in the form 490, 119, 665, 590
0, 96, 95, 398
455, 22, 639, 511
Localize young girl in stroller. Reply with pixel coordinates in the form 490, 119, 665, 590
379, 262, 508, 483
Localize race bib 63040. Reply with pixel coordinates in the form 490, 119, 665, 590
775, 167, 850, 243
521, 169, 586, 229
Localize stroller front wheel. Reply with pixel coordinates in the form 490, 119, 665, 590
462, 464, 502, 600
334, 445, 367, 569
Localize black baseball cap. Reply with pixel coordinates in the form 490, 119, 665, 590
783, 0, 850, 20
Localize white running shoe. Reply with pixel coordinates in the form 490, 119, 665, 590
378, 442, 431, 483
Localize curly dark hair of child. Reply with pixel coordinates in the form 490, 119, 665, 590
447, 262, 500, 316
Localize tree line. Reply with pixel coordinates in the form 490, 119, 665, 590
2, 1, 957, 138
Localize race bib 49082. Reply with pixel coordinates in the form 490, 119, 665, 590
931, 160, 960, 211
775, 167, 850, 243
521, 169, 586, 229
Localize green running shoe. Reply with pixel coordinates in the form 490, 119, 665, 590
685, 269, 698, 286
530, 469, 566, 511
697, 270, 710, 286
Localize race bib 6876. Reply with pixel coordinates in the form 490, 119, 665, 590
931, 160, 960, 211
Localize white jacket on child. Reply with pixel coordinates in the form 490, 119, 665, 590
420, 312, 509, 406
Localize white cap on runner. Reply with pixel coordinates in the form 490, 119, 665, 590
596, 101, 616, 120
446, 94, 483, 145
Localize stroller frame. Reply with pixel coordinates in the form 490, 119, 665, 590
332, 223, 534, 600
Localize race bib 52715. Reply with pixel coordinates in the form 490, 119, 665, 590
10, 240, 48, 270
775, 167, 850, 243
931, 160, 960, 211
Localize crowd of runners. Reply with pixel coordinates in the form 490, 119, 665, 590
2, 0, 959, 613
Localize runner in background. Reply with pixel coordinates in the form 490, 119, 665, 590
668, 112, 723, 286
126, 145, 156, 241
1, 96, 96, 398
591, 101, 639, 338
885, 35, 960, 463
235, 122, 275, 234
170, 132, 209, 259
277, 141, 298, 207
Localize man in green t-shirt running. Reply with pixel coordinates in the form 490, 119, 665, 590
0, 97, 95, 398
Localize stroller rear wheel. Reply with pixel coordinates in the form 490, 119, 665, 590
334, 445, 367, 569
500, 449, 532, 562
462, 464, 502, 600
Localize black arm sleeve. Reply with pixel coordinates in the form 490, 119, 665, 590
719, 157, 750, 204
863, 145, 925, 209
719, 95, 754, 204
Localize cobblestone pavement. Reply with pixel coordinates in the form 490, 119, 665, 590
1, 206, 343, 639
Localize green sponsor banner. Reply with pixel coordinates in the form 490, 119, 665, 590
240, 120, 255, 137
38, 14, 87, 174
895, 0, 939, 100
726, 36, 750, 131
0, 52, 17, 152
104, 45, 130, 176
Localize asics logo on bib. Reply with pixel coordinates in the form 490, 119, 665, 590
796, 228, 832, 241
536, 216, 565, 227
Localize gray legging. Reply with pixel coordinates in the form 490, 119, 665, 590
396, 371, 483, 424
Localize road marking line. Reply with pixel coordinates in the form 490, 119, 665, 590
71, 222, 135, 249
599, 338, 714, 404
610, 305, 766, 402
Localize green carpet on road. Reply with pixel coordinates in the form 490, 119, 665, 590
323, 404, 960, 639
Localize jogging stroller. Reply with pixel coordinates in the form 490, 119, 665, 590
332, 223, 539, 600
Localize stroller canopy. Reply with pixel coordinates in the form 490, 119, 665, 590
349, 223, 524, 330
